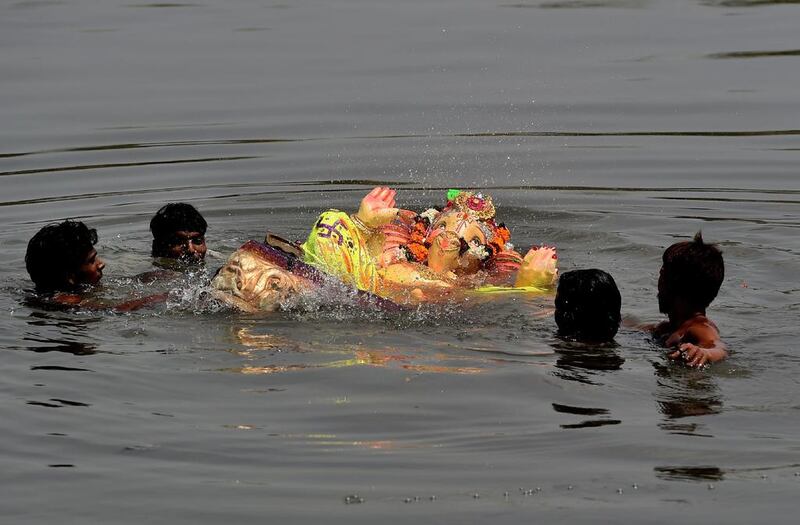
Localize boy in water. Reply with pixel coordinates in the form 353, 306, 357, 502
555, 269, 621, 343
651, 232, 727, 367
25, 219, 165, 311
25, 220, 105, 304
149, 203, 207, 263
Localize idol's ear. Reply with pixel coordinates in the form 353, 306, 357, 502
264, 232, 303, 258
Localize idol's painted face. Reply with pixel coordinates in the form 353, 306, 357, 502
428, 211, 488, 248
211, 248, 306, 312
425, 211, 489, 274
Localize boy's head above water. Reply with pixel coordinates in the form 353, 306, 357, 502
658, 231, 724, 316
25, 220, 105, 292
555, 269, 621, 343
150, 203, 207, 262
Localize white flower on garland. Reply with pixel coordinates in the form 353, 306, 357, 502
467, 244, 490, 260
420, 208, 439, 223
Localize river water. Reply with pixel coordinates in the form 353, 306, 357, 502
1, 1, 799, 523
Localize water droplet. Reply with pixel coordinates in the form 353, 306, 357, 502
632, 484, 638, 490
473, 493, 480, 499
503, 492, 509, 498
567, 485, 573, 490
404, 498, 412, 504
430, 495, 436, 501
707, 483, 715, 490
617, 488, 623, 494
760, 475, 767, 480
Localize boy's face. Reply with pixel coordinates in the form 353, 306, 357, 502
74, 249, 105, 285
165, 230, 207, 261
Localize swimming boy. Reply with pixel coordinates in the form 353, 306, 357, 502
149, 203, 208, 263
25, 219, 165, 312
555, 269, 621, 343
651, 232, 727, 367
25, 220, 105, 303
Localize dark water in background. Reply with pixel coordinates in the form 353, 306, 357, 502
1, 0, 799, 522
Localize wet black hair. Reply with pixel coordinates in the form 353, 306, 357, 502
149, 203, 207, 257
661, 231, 724, 311
25, 220, 98, 292
555, 269, 621, 342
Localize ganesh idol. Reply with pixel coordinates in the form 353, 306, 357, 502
211, 187, 558, 311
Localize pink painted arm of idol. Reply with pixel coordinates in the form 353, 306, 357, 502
514, 245, 558, 288
355, 186, 416, 229
482, 249, 523, 285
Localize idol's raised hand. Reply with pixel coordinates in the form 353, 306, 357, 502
355, 186, 402, 229
356, 186, 399, 228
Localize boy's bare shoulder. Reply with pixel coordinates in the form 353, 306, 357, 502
682, 315, 720, 341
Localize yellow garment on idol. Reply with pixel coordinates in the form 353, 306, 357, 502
301, 210, 378, 293
301, 209, 551, 301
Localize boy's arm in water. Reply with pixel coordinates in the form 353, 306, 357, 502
50, 292, 169, 313
112, 293, 170, 313
665, 317, 728, 367
623, 317, 663, 333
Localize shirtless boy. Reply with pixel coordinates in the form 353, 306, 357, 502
150, 203, 208, 263
25, 220, 105, 304
555, 269, 621, 343
651, 232, 727, 367
25, 219, 165, 312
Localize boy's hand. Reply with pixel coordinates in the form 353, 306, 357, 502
668, 343, 726, 368
514, 245, 558, 288
356, 187, 412, 229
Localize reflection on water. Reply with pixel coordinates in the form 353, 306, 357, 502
27, 398, 91, 408
502, 0, 647, 8
224, 327, 486, 375
652, 361, 722, 436
19, 336, 97, 355
17, 311, 100, 355
30, 365, 93, 371
703, 0, 800, 6
654, 465, 725, 482
550, 340, 625, 385
707, 49, 800, 59
553, 403, 621, 429
126, 3, 200, 8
